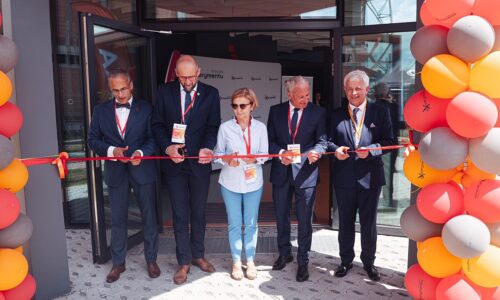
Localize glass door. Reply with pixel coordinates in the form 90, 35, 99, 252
81, 14, 158, 263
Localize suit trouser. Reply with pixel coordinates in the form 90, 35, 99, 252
164, 162, 210, 265
273, 175, 317, 266
108, 173, 159, 266
335, 187, 381, 267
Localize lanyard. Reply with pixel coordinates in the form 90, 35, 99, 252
114, 102, 129, 137
348, 105, 366, 141
287, 108, 304, 144
241, 119, 252, 155
181, 91, 197, 124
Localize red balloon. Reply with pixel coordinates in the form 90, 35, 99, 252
405, 264, 441, 300
0, 291, 4, 300
464, 179, 500, 223
3, 274, 36, 300
0, 189, 20, 230
0, 102, 23, 138
404, 90, 449, 132
446, 92, 498, 138
478, 286, 500, 300
493, 99, 500, 127
421, 1, 450, 28
417, 182, 465, 224
426, 0, 475, 28
473, 0, 500, 26
436, 274, 481, 300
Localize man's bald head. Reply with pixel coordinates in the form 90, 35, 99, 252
175, 55, 201, 92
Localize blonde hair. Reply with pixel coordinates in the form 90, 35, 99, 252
231, 87, 259, 109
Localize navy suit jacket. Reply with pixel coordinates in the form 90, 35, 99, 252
151, 81, 221, 176
329, 102, 395, 189
88, 98, 157, 187
267, 102, 327, 188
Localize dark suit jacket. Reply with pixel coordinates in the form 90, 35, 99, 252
151, 81, 221, 176
88, 98, 157, 187
329, 102, 395, 189
267, 102, 327, 188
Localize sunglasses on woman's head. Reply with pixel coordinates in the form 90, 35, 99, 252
231, 103, 251, 110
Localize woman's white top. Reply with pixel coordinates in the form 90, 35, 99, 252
214, 117, 269, 193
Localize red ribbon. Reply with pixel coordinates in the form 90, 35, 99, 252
20, 144, 412, 179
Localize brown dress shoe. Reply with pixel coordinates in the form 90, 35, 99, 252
147, 262, 161, 278
191, 258, 215, 273
173, 265, 190, 285
106, 265, 125, 283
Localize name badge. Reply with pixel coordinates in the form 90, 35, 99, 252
244, 164, 258, 183
287, 144, 301, 164
172, 123, 187, 143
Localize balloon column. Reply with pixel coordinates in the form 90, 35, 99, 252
0, 15, 37, 300
403, 0, 500, 298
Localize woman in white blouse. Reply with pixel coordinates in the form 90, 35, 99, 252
214, 88, 268, 280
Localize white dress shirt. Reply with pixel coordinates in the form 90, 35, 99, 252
107, 97, 142, 158
278, 102, 304, 158
349, 100, 367, 147
214, 118, 269, 193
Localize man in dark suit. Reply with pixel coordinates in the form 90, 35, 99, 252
151, 55, 221, 285
88, 69, 160, 283
329, 70, 395, 281
267, 76, 327, 282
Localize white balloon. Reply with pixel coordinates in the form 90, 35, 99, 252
470, 128, 500, 174
442, 215, 490, 258
419, 127, 468, 170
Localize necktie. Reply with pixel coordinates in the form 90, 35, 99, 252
116, 102, 130, 109
352, 107, 359, 124
184, 89, 192, 112
291, 108, 300, 134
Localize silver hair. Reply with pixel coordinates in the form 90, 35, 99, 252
108, 68, 131, 82
343, 70, 369, 87
285, 76, 310, 93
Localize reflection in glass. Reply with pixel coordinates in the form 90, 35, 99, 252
344, 0, 416, 26
145, 0, 337, 20
343, 31, 416, 227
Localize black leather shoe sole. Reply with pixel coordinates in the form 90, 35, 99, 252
272, 254, 294, 270
334, 263, 353, 278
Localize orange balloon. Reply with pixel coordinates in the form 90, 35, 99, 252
473, 0, 500, 26
463, 245, 500, 288
426, 0, 475, 28
422, 54, 470, 99
404, 150, 459, 188
0, 71, 12, 106
14, 246, 22, 254
417, 237, 462, 278
470, 52, 500, 99
0, 159, 29, 193
464, 179, 500, 223
462, 158, 496, 188
0, 249, 29, 291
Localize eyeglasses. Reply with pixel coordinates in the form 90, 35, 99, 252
111, 87, 130, 95
178, 75, 198, 82
231, 103, 251, 110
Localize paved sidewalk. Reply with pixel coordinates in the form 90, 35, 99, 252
57, 226, 410, 300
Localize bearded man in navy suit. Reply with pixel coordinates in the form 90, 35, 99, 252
88, 69, 160, 283
267, 76, 327, 282
151, 55, 221, 285
329, 70, 395, 281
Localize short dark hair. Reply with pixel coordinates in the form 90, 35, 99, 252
108, 68, 130, 81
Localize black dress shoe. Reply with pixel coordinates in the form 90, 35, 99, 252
272, 254, 293, 270
296, 264, 309, 282
334, 262, 353, 278
364, 265, 381, 281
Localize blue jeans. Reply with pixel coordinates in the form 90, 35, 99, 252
221, 185, 263, 262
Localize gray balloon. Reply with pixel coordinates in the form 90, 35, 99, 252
0, 135, 14, 169
411, 25, 450, 65
0, 35, 19, 73
400, 205, 443, 242
442, 215, 490, 258
419, 127, 468, 170
447, 15, 495, 63
487, 222, 500, 247
0, 213, 33, 248
492, 26, 500, 51
470, 128, 500, 174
